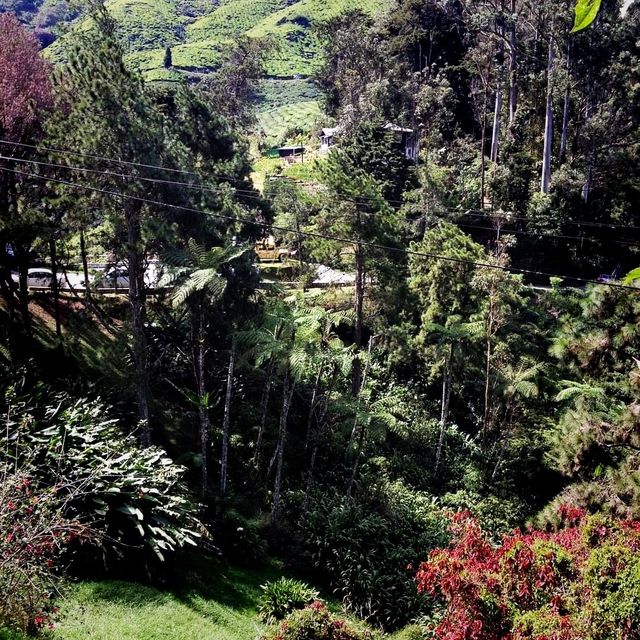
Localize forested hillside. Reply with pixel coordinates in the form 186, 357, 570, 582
1, 1, 640, 639
0, 0, 391, 136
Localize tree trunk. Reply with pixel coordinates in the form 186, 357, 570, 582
80, 229, 90, 299
219, 334, 237, 494
295, 214, 304, 271
253, 357, 274, 469
435, 342, 454, 474
480, 84, 488, 210
490, 86, 502, 163
352, 237, 365, 396
271, 371, 295, 526
508, 0, 517, 130
346, 337, 374, 497
15, 244, 30, 336
125, 204, 150, 446
0, 264, 14, 324
304, 364, 324, 452
559, 42, 571, 163
303, 364, 338, 513
581, 93, 595, 203
49, 236, 61, 339
195, 303, 210, 496
348, 337, 373, 451
541, 36, 555, 194
346, 419, 367, 499
483, 315, 494, 449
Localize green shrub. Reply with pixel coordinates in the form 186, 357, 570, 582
0, 467, 89, 634
260, 602, 374, 640
388, 625, 426, 640
258, 577, 319, 622
0, 628, 28, 640
3, 385, 205, 566
302, 479, 448, 630
213, 509, 268, 566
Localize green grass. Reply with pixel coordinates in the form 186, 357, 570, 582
257, 100, 323, 143
186, 0, 289, 42
125, 40, 229, 76
248, 0, 392, 77
53, 562, 282, 640
256, 78, 322, 110
41, 0, 393, 119
141, 68, 184, 83
106, 0, 187, 51
0, 629, 27, 640
173, 39, 232, 69
48, 559, 395, 640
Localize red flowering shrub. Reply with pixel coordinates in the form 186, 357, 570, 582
0, 13, 53, 142
0, 469, 91, 634
260, 602, 375, 640
415, 509, 640, 640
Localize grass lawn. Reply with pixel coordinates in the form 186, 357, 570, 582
53, 563, 284, 640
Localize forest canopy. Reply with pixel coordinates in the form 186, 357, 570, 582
0, 1, 639, 639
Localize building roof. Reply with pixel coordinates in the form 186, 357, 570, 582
320, 126, 342, 137
383, 122, 414, 134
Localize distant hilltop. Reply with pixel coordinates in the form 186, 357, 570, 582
0, 0, 391, 81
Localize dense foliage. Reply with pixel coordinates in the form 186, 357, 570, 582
260, 602, 375, 640
258, 578, 320, 623
416, 508, 640, 639
3, 387, 204, 564
0, 468, 88, 634
0, 1, 639, 638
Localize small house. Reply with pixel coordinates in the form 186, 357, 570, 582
382, 123, 420, 162
277, 145, 305, 165
319, 126, 341, 153
317, 123, 419, 162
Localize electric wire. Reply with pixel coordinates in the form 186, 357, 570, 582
2, 138, 639, 232
2, 165, 638, 292
2, 152, 639, 249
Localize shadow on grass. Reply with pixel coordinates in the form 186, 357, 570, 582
174, 555, 284, 613
71, 580, 174, 608
69, 557, 284, 622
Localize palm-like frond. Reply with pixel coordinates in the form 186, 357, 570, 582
171, 270, 226, 308
555, 381, 607, 403
164, 239, 249, 309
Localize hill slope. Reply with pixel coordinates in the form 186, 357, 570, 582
2, 0, 389, 79
1, 0, 391, 138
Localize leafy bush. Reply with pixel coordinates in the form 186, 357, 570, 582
260, 602, 375, 640
3, 386, 205, 566
258, 577, 319, 622
212, 508, 268, 566
302, 479, 448, 630
388, 625, 426, 640
416, 508, 640, 640
0, 467, 90, 634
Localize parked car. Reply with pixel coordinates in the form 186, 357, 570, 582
92, 262, 162, 290
94, 265, 129, 289
254, 239, 296, 263
27, 268, 61, 289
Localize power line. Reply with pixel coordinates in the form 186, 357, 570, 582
453, 222, 640, 249
3, 139, 640, 233
3, 152, 639, 249
2, 165, 638, 292
0, 154, 264, 201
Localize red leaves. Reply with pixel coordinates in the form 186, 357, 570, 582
1, 472, 90, 632
557, 504, 586, 526
0, 13, 53, 142
414, 509, 640, 640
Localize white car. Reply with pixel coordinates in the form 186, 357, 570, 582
27, 268, 61, 289
93, 262, 162, 290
